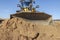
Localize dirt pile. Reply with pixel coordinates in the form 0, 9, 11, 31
0, 17, 60, 40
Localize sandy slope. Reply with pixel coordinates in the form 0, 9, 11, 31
0, 17, 60, 40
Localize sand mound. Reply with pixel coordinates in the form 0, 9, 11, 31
0, 17, 60, 40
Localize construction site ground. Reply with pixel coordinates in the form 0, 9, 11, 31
0, 17, 60, 40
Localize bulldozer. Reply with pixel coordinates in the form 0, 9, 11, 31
10, 0, 52, 24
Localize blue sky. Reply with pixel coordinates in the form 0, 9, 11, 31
0, 0, 60, 19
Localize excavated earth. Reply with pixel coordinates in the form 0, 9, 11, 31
0, 17, 60, 40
